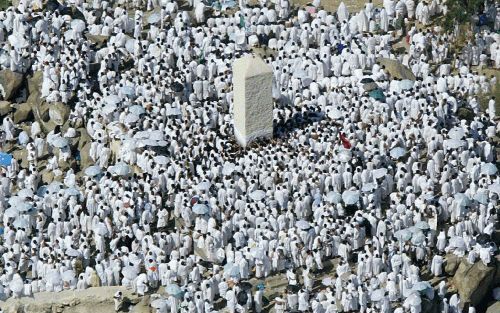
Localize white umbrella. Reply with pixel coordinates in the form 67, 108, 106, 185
473, 191, 488, 204
448, 127, 465, 140
415, 221, 430, 230
9, 278, 24, 294
325, 191, 342, 204
121, 85, 135, 97
111, 163, 131, 176
65, 247, 81, 257
128, 105, 146, 116
395, 228, 412, 241
338, 149, 352, 163
125, 39, 135, 53
192, 203, 209, 215
122, 267, 138, 280
342, 190, 360, 205
124, 113, 140, 124
102, 102, 117, 114
85, 165, 102, 177
149, 45, 161, 58
148, 12, 161, 24
47, 182, 63, 194
166, 284, 184, 297
166, 107, 182, 116
154, 156, 169, 165
296, 220, 311, 230
362, 183, 377, 192
454, 193, 470, 207
404, 293, 422, 306
47, 269, 62, 285
4, 208, 19, 218
371, 289, 385, 302
71, 19, 86, 32
399, 79, 414, 90
13, 217, 29, 229
197, 181, 211, 191
444, 139, 465, 149
249, 190, 266, 201
372, 168, 388, 179
17, 188, 34, 199
151, 299, 167, 309
488, 183, 500, 195
52, 137, 69, 148
411, 232, 426, 245
321, 277, 333, 286
222, 163, 236, 176
328, 108, 343, 119
148, 130, 164, 141
62, 270, 76, 282
390, 147, 406, 158
105, 95, 120, 106
8, 34, 29, 49
12, 201, 33, 213
480, 163, 497, 176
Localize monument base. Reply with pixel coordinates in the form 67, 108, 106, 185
234, 127, 273, 147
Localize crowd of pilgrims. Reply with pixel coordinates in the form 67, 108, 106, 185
0, 0, 499, 312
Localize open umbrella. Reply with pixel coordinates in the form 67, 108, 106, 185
454, 193, 470, 207
166, 107, 182, 116
111, 163, 131, 176
102, 102, 117, 114
222, 163, 236, 176
368, 88, 385, 101
296, 220, 311, 230
475, 234, 491, 246
128, 105, 146, 116
444, 139, 465, 149
342, 190, 360, 205
322, 277, 333, 286
172, 82, 184, 93
325, 192, 342, 204
154, 156, 169, 165
287, 285, 300, 293
362, 183, 377, 192
480, 163, 497, 176
448, 127, 465, 140
404, 293, 422, 306
62, 270, 76, 282
338, 149, 352, 163
249, 190, 266, 201
13, 218, 29, 229
192, 203, 209, 215
148, 12, 161, 24
411, 232, 426, 245
390, 147, 406, 159
17, 188, 34, 199
0, 152, 13, 167
4, 208, 18, 218
8, 34, 29, 49
166, 284, 183, 297
124, 113, 140, 124
121, 85, 136, 97
363, 82, 378, 92
104, 95, 120, 106
371, 289, 385, 302
395, 228, 412, 241
71, 19, 86, 32
399, 79, 414, 90
122, 267, 138, 280
415, 221, 430, 230
151, 299, 167, 309
372, 168, 388, 179
474, 191, 488, 204
84, 165, 102, 177
328, 108, 343, 120
488, 183, 500, 195
360, 77, 375, 83
197, 181, 211, 191
52, 137, 69, 148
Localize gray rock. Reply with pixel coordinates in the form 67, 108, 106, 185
444, 254, 461, 276
48, 102, 70, 126
453, 259, 497, 306
0, 70, 24, 101
486, 301, 500, 313
0, 100, 12, 116
13, 102, 33, 123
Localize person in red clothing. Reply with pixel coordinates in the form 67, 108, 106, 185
339, 133, 351, 149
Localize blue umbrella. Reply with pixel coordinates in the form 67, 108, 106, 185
166, 284, 184, 298
480, 163, 497, 176
0, 152, 13, 167
474, 191, 488, 204
84, 165, 102, 177
128, 105, 146, 116
342, 190, 360, 205
192, 203, 209, 215
454, 193, 470, 207
325, 192, 342, 204
368, 88, 385, 101
121, 85, 135, 97
64, 188, 81, 197
147, 12, 161, 24
395, 228, 412, 241
296, 220, 311, 230
415, 221, 430, 230
390, 147, 406, 159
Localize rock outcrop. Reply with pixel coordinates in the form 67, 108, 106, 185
453, 259, 497, 306
0, 100, 12, 116
444, 254, 461, 276
0, 70, 24, 101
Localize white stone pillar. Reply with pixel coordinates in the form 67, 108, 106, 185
232, 55, 273, 147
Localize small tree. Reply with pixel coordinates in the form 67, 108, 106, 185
443, 0, 483, 31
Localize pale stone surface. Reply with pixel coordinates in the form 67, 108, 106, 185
232, 55, 273, 147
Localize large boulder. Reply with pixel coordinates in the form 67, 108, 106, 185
0, 70, 24, 101
13, 102, 33, 123
0, 101, 12, 116
486, 301, 500, 313
453, 260, 497, 306
48, 102, 70, 126
445, 254, 461, 276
